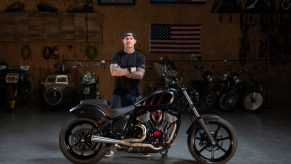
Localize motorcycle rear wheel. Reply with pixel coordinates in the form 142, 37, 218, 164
59, 117, 106, 164
187, 117, 237, 163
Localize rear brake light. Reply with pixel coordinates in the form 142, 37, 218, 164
6, 73, 19, 83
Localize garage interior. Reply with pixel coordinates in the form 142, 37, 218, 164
0, 0, 291, 164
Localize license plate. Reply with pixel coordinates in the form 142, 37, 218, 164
6, 73, 19, 83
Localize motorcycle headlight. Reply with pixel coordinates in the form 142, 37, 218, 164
233, 76, 240, 84
207, 75, 213, 82
223, 74, 228, 80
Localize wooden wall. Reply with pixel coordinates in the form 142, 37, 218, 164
0, 0, 290, 104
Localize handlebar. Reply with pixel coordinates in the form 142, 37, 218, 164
73, 60, 106, 69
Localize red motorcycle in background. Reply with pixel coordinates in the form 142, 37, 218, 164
59, 58, 237, 163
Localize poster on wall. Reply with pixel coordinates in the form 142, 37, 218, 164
150, 0, 206, 4
98, 0, 135, 5
149, 24, 201, 55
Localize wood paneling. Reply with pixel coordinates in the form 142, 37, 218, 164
0, 12, 102, 42
0, 0, 290, 103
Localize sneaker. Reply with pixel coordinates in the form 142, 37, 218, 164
104, 150, 114, 158
140, 153, 151, 158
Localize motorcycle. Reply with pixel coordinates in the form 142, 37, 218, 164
59, 58, 237, 163
73, 60, 105, 100
0, 61, 31, 111
189, 58, 216, 112
212, 59, 240, 111
238, 68, 273, 112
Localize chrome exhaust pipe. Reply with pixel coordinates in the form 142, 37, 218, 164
91, 135, 163, 151
91, 124, 146, 144
91, 124, 163, 151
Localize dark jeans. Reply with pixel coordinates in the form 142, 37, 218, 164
110, 94, 142, 109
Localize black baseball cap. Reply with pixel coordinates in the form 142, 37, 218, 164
122, 32, 136, 39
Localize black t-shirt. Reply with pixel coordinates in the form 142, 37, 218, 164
112, 50, 146, 96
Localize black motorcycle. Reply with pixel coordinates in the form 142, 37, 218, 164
0, 62, 31, 111
59, 58, 237, 163
189, 59, 216, 112
73, 60, 105, 100
213, 59, 240, 111
239, 68, 273, 112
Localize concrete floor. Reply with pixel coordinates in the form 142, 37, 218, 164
0, 103, 290, 164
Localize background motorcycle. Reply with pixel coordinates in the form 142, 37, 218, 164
189, 57, 216, 113
212, 59, 240, 111
73, 60, 105, 100
0, 61, 31, 111
40, 59, 78, 108
59, 58, 237, 164
238, 67, 273, 112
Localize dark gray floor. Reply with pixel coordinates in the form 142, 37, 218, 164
0, 103, 291, 164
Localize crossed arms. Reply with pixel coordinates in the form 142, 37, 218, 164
110, 64, 145, 79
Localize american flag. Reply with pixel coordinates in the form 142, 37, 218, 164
149, 24, 201, 54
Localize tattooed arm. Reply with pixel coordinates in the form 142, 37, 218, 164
110, 64, 144, 79
110, 64, 129, 76
125, 67, 145, 79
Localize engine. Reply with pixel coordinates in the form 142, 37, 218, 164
135, 110, 178, 147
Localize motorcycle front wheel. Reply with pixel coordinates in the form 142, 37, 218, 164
5, 86, 17, 111
187, 117, 237, 163
44, 87, 62, 106
59, 117, 106, 164
219, 89, 239, 111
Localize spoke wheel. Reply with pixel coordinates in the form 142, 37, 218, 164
243, 91, 264, 111
219, 89, 239, 111
187, 118, 237, 163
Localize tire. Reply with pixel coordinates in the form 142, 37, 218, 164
44, 87, 62, 106
262, 95, 273, 109
187, 117, 237, 163
5, 86, 17, 111
59, 117, 106, 164
243, 91, 264, 112
219, 89, 239, 111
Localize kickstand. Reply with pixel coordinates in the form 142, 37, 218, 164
108, 144, 121, 153
161, 150, 168, 160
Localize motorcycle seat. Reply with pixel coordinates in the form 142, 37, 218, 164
80, 99, 135, 118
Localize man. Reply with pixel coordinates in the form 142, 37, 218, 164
110, 32, 145, 108
105, 32, 149, 158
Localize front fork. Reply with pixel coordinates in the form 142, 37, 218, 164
182, 88, 216, 145
6, 86, 17, 110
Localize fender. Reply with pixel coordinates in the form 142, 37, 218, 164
69, 103, 108, 122
186, 114, 220, 133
